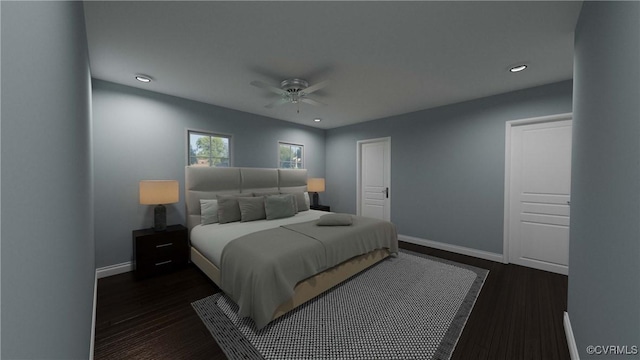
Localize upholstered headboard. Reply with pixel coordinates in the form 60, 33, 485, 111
185, 166, 308, 231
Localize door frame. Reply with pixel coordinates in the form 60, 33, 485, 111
503, 113, 573, 265
356, 137, 391, 220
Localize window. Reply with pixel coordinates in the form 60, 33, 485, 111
279, 142, 304, 169
188, 130, 231, 167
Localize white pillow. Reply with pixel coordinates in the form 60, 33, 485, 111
304, 191, 311, 209
200, 199, 219, 225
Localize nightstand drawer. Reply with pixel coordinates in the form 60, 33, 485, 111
136, 234, 185, 259
133, 225, 188, 279
149, 240, 178, 259
135, 254, 186, 277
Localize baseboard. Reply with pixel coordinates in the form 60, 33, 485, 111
398, 234, 504, 263
564, 312, 580, 360
96, 261, 133, 279
91, 263, 131, 357
90, 272, 97, 360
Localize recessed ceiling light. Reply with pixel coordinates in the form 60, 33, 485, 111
313, 118, 322, 122
135, 74, 153, 83
509, 64, 528, 73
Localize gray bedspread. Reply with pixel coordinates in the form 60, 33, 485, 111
219, 215, 398, 329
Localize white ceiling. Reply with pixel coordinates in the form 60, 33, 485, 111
84, 1, 582, 129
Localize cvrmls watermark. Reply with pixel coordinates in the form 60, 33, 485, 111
586, 345, 638, 356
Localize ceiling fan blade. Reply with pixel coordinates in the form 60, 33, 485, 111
300, 97, 327, 107
300, 80, 329, 95
250, 80, 287, 96
265, 98, 290, 109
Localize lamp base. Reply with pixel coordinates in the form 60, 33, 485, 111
312, 192, 319, 207
154, 204, 167, 232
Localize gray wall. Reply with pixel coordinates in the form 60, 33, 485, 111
1, 2, 95, 359
92, 80, 326, 268
569, 1, 640, 358
325, 81, 573, 254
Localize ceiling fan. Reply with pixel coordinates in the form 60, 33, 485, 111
250, 78, 328, 109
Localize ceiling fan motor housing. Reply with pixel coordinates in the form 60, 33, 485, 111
280, 78, 309, 93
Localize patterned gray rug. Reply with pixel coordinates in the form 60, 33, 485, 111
192, 250, 487, 360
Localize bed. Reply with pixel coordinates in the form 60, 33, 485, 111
186, 166, 398, 329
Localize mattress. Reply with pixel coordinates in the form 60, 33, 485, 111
190, 209, 326, 268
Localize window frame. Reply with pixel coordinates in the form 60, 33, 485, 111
278, 141, 305, 169
187, 129, 233, 167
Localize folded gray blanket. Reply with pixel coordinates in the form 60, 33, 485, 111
220, 215, 398, 329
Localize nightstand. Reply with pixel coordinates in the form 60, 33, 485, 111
133, 224, 188, 279
310, 204, 331, 212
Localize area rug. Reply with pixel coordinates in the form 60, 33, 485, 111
192, 250, 487, 360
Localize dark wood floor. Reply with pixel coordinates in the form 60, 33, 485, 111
94, 242, 569, 360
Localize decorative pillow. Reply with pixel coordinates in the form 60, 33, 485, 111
304, 191, 311, 209
317, 213, 353, 226
282, 192, 309, 212
265, 194, 297, 220
200, 199, 219, 225
293, 192, 309, 211
216, 194, 252, 224
237, 197, 266, 222
292, 195, 299, 213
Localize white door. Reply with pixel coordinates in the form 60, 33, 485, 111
507, 116, 572, 275
357, 138, 390, 221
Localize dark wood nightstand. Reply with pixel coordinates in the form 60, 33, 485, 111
310, 204, 331, 212
133, 224, 188, 279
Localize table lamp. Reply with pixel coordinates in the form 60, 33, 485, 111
139, 180, 179, 231
307, 178, 325, 207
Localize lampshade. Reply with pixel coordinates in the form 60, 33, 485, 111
139, 180, 179, 205
307, 178, 325, 192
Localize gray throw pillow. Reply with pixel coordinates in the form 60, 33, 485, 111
317, 213, 353, 226
237, 196, 266, 222
200, 199, 218, 225
265, 194, 297, 220
217, 193, 252, 224
280, 191, 309, 212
